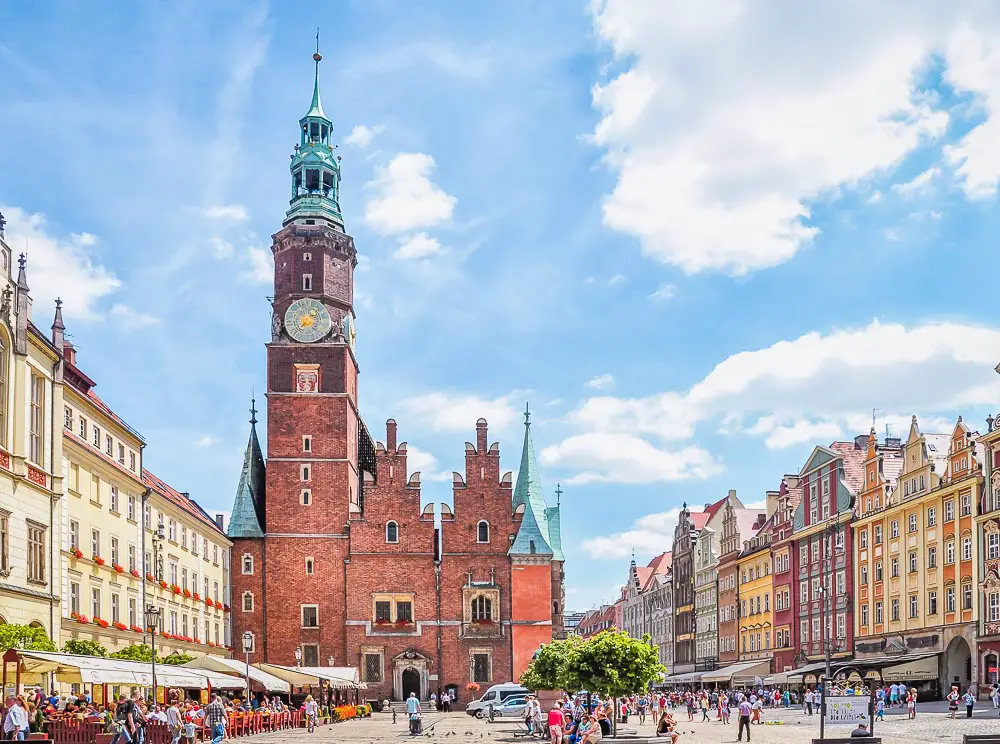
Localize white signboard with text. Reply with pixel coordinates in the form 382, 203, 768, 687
823, 695, 870, 725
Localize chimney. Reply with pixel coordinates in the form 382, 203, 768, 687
180, 492, 190, 500
476, 418, 488, 452
215, 514, 225, 530
63, 341, 77, 366
854, 434, 869, 450
386, 419, 397, 452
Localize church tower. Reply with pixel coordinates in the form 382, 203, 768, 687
230, 42, 373, 667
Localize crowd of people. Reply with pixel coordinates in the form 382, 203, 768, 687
1, 686, 299, 743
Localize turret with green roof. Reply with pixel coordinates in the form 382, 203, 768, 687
509, 404, 562, 558
228, 399, 266, 539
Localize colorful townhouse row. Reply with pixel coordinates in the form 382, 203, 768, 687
578, 410, 1000, 699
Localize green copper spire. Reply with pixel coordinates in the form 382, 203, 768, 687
306, 28, 326, 119
509, 404, 554, 557
284, 32, 344, 228
228, 398, 266, 539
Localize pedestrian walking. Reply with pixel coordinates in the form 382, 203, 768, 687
804, 688, 814, 716
736, 698, 752, 742
947, 686, 960, 719
907, 689, 917, 720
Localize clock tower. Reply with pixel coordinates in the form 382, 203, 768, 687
235, 43, 365, 665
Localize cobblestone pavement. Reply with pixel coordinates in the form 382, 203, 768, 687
233, 708, 1000, 744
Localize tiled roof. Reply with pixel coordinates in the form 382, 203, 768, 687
510, 413, 555, 558
142, 469, 225, 537
634, 566, 653, 590
229, 419, 266, 539
647, 551, 672, 575
86, 389, 144, 443
733, 508, 766, 542
881, 448, 904, 486
829, 441, 866, 494
690, 511, 710, 531
704, 494, 728, 520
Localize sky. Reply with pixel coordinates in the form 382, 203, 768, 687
3, 0, 1000, 612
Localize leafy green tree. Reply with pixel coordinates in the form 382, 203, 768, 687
62, 639, 109, 657
572, 630, 665, 737
0, 623, 56, 652
520, 635, 585, 693
161, 652, 195, 666
110, 643, 156, 662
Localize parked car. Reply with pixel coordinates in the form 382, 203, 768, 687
488, 696, 529, 719
466, 683, 532, 718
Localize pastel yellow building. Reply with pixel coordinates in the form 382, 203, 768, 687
737, 522, 773, 664
0, 247, 65, 645
59, 338, 232, 657
854, 417, 979, 697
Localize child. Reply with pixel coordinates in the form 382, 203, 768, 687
875, 697, 884, 721
184, 720, 197, 744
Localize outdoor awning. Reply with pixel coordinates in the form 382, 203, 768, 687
4, 650, 243, 689
843, 653, 940, 681
701, 659, 771, 684
662, 671, 703, 685
184, 657, 290, 693
257, 663, 361, 690
763, 673, 788, 685
785, 661, 830, 680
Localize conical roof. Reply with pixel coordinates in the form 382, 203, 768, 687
509, 405, 553, 557
228, 401, 266, 538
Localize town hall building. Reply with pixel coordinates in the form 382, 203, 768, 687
226, 48, 564, 703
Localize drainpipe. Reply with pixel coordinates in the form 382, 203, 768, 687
48, 351, 57, 642
141, 484, 150, 644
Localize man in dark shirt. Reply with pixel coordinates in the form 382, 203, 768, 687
109, 695, 134, 744
850, 721, 870, 738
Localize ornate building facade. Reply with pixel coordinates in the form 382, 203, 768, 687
978, 410, 1000, 688
226, 51, 563, 702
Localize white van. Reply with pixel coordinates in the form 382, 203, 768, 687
465, 683, 532, 718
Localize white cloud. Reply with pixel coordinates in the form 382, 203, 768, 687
588, 2, 987, 276
1, 206, 120, 321
195, 435, 218, 447
239, 246, 272, 285
344, 124, 384, 149
399, 391, 520, 433
585, 373, 616, 390
568, 320, 1000, 460
648, 284, 676, 301
108, 304, 159, 332
608, 274, 626, 286
541, 433, 721, 486
866, 191, 883, 205
209, 236, 235, 259
882, 228, 902, 242
404, 445, 452, 482
202, 204, 249, 221
582, 507, 683, 558
891, 167, 940, 198
394, 233, 444, 260
364, 153, 456, 235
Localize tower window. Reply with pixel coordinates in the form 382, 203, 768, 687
386, 521, 399, 544
242, 592, 254, 612
301, 465, 311, 482
301, 489, 312, 506
306, 169, 319, 192
303, 435, 312, 453
477, 521, 489, 543
305, 557, 314, 575
302, 274, 312, 291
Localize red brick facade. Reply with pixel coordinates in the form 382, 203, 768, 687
229, 73, 563, 701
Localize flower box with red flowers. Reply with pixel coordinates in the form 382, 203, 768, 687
74, 614, 90, 624
192, 592, 200, 600
204, 597, 213, 606
113, 564, 124, 573
130, 625, 143, 633
214, 600, 223, 609
93, 555, 105, 566
72, 548, 84, 559
159, 580, 168, 589
223, 604, 230, 612
161, 631, 172, 639
94, 618, 109, 628
171, 584, 181, 595
374, 618, 391, 627
130, 569, 140, 578
394, 619, 414, 628
113, 621, 128, 631
182, 589, 192, 598
146, 573, 156, 582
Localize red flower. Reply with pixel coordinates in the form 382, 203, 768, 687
94, 618, 109, 628
146, 573, 156, 582
159, 580, 168, 589
161, 631, 172, 639
193, 592, 201, 600
130, 569, 141, 578
75, 614, 90, 624
93, 556, 105, 566
72, 548, 84, 559
113, 564, 124, 573
113, 621, 128, 631
183, 589, 192, 598
223, 604, 230, 613
171, 584, 181, 595
130, 625, 143, 633
204, 597, 213, 606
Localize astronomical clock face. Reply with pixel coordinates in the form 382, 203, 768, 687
283, 298, 332, 343
342, 312, 356, 351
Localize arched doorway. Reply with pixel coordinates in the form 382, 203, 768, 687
944, 636, 973, 692
402, 667, 421, 700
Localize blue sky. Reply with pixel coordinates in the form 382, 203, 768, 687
3, 1, 1000, 611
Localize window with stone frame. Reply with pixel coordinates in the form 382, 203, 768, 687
301, 604, 319, 628
0, 510, 8, 577
471, 595, 493, 622
242, 591, 254, 612
362, 650, 383, 683
471, 650, 491, 683
302, 644, 319, 667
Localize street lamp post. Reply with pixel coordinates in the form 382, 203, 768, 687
295, 645, 302, 667
145, 605, 161, 702
242, 632, 254, 705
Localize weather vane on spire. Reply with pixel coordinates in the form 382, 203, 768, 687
250, 392, 258, 426
524, 402, 531, 427
314, 27, 322, 62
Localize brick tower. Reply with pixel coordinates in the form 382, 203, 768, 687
229, 43, 376, 667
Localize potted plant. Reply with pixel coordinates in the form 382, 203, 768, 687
72, 548, 84, 559
93, 555, 105, 566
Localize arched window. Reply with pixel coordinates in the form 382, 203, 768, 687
471, 595, 493, 621
242, 554, 253, 575
553, 601, 559, 615
0, 336, 7, 447
477, 520, 489, 543
242, 592, 254, 612
386, 521, 399, 544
